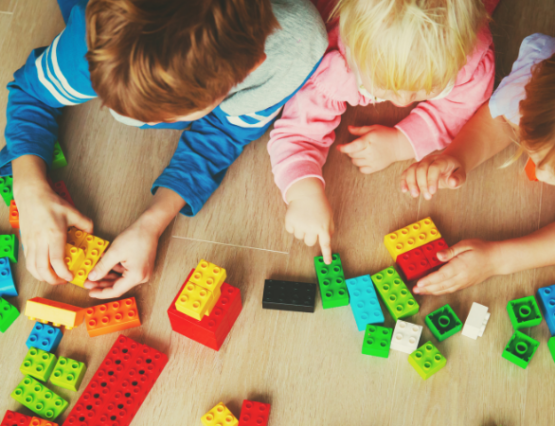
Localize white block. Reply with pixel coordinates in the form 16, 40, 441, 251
462, 302, 490, 339
390, 320, 423, 354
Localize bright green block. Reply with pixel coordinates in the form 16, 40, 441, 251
362, 324, 392, 358
52, 141, 68, 169
425, 304, 462, 341
506, 296, 542, 330
314, 254, 349, 309
11, 375, 68, 420
0, 175, 13, 206
49, 356, 87, 391
0, 234, 18, 263
371, 267, 419, 321
502, 331, 539, 369
408, 341, 446, 380
0, 297, 19, 333
548, 337, 555, 364
20, 347, 57, 382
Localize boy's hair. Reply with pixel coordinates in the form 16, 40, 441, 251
334, 0, 488, 94
86, 0, 279, 122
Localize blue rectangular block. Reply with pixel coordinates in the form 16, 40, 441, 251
0, 257, 16, 297
346, 275, 384, 331
26, 322, 63, 353
537, 284, 555, 336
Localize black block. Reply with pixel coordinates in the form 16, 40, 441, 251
263, 279, 317, 313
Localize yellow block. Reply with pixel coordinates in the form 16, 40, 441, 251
384, 217, 441, 261
64, 244, 85, 271
175, 281, 214, 320
25, 297, 85, 329
189, 259, 226, 294
66, 227, 109, 287
201, 402, 238, 426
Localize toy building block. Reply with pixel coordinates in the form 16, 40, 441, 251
0, 297, 19, 332
1, 410, 32, 426
371, 267, 419, 321
27, 323, 63, 352
85, 297, 141, 337
314, 253, 349, 309
168, 270, 242, 351
506, 296, 542, 330
49, 357, 86, 391
25, 297, 85, 330
63, 335, 168, 426
51, 142, 67, 170
30, 418, 58, 426
0, 175, 13, 206
65, 228, 110, 287
390, 320, 423, 354
202, 402, 238, 426
398, 238, 449, 282
502, 331, 539, 369
11, 376, 68, 420
0, 234, 18, 263
525, 158, 538, 181
536, 284, 555, 336
175, 281, 215, 320
239, 400, 271, 426
548, 337, 555, 364
0, 257, 16, 297
461, 302, 490, 340
51, 181, 74, 207
384, 217, 441, 261
20, 347, 57, 382
9, 200, 19, 229
408, 341, 446, 380
425, 304, 462, 342
262, 279, 316, 313
346, 275, 384, 331
362, 325, 392, 358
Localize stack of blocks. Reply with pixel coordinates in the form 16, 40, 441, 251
65, 227, 109, 287
314, 254, 349, 309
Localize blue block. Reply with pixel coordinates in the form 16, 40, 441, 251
0, 257, 16, 297
26, 322, 63, 353
346, 274, 384, 331
537, 284, 555, 336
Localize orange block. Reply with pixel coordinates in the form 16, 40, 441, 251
85, 297, 141, 337
25, 297, 85, 330
31, 417, 58, 426
9, 200, 19, 229
525, 158, 538, 182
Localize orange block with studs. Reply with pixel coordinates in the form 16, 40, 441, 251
65, 227, 110, 287
25, 297, 85, 329
30, 418, 58, 426
525, 158, 538, 182
9, 200, 19, 229
85, 297, 141, 337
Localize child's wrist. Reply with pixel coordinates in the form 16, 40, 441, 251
285, 178, 325, 203
489, 240, 517, 276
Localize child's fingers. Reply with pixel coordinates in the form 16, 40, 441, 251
67, 209, 94, 234
414, 263, 457, 291
436, 240, 475, 262
415, 275, 460, 295
50, 240, 74, 282
285, 221, 294, 234
447, 168, 467, 189
401, 164, 420, 197
338, 139, 367, 155
88, 274, 140, 299
304, 233, 318, 247
84, 273, 120, 289
348, 125, 375, 135
415, 161, 433, 200
36, 241, 65, 285
87, 247, 122, 281
24, 243, 41, 282
294, 229, 305, 241
318, 231, 332, 265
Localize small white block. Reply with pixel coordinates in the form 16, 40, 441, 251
390, 320, 423, 354
462, 302, 490, 339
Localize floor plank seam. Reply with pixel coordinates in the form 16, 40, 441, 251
171, 235, 290, 254
0, 10, 13, 15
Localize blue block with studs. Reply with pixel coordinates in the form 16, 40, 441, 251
0, 257, 16, 297
26, 322, 63, 353
346, 275, 384, 331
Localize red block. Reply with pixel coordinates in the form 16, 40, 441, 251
422, 238, 448, 268
62, 335, 168, 426
167, 269, 242, 351
51, 181, 75, 207
397, 238, 448, 281
239, 400, 271, 426
1, 411, 32, 426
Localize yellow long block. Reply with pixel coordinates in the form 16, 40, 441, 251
25, 297, 85, 329
384, 217, 441, 261
65, 227, 109, 287
175, 281, 214, 321
201, 402, 238, 426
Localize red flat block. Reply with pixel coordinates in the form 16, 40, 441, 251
397, 238, 448, 281
1, 411, 32, 426
62, 335, 168, 426
239, 400, 271, 426
168, 269, 242, 351
51, 181, 75, 207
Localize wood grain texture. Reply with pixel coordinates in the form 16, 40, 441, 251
0, 0, 16, 13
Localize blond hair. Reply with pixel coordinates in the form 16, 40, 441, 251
334, 0, 488, 93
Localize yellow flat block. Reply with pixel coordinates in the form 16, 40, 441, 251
25, 297, 85, 329
201, 402, 238, 426
66, 228, 109, 287
175, 281, 213, 320
189, 259, 226, 294
384, 217, 441, 261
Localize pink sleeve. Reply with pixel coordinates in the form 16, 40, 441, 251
395, 29, 496, 160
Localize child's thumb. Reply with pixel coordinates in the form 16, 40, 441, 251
448, 169, 467, 189
437, 241, 472, 262
88, 248, 118, 281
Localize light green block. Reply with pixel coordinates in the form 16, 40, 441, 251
314, 254, 349, 309
20, 347, 57, 382
11, 375, 68, 420
49, 356, 87, 391
408, 341, 446, 380
52, 141, 68, 169
371, 267, 419, 320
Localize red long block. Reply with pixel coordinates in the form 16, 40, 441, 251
397, 238, 448, 281
167, 269, 242, 351
51, 181, 75, 207
1, 411, 31, 426
62, 335, 168, 426
239, 400, 271, 426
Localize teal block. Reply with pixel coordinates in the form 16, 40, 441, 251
50, 356, 87, 391
506, 296, 542, 330
314, 254, 349, 309
346, 275, 384, 330
425, 304, 462, 341
0, 175, 13, 206
408, 341, 446, 379
371, 267, 419, 320
20, 347, 57, 382
362, 324, 392, 358
0, 297, 19, 332
11, 375, 68, 420
502, 331, 539, 369
0, 234, 18, 263
52, 141, 68, 169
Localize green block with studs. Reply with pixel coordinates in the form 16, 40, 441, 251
11, 375, 68, 420
314, 253, 349, 309
52, 141, 68, 169
362, 324, 392, 358
0, 297, 19, 332
0, 234, 18, 263
506, 296, 542, 330
425, 304, 462, 341
502, 331, 539, 369
548, 337, 555, 364
20, 347, 57, 382
371, 267, 419, 321
0, 175, 13, 206
408, 341, 446, 380
49, 356, 87, 391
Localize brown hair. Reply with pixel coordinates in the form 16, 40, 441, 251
86, 0, 279, 122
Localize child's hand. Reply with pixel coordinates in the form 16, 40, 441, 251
413, 239, 501, 295
338, 125, 415, 174
400, 154, 467, 200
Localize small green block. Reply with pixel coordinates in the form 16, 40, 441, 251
506, 296, 542, 330
408, 341, 446, 380
362, 324, 392, 358
425, 304, 462, 341
11, 375, 68, 420
371, 267, 419, 321
0, 297, 19, 332
0, 234, 18, 263
548, 337, 555, 364
52, 141, 68, 169
314, 253, 349, 309
0, 175, 13, 206
502, 331, 539, 369
20, 347, 57, 382
49, 356, 87, 391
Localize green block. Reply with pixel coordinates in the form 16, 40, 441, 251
0, 234, 18, 263
49, 356, 87, 391
506, 296, 542, 330
52, 141, 68, 169
362, 324, 392, 358
314, 254, 349, 309
0, 175, 13, 206
11, 375, 68, 420
0, 297, 19, 332
408, 341, 446, 380
502, 331, 539, 369
548, 337, 555, 364
425, 304, 462, 341
371, 267, 419, 321
20, 347, 57, 382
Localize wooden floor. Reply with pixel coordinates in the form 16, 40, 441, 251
1, 1, 555, 425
